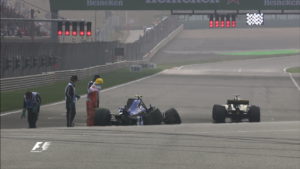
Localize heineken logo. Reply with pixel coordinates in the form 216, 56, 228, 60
145, 0, 221, 4
227, 0, 239, 5
264, 0, 300, 6
87, 0, 124, 7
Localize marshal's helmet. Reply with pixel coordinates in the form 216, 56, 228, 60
95, 78, 104, 85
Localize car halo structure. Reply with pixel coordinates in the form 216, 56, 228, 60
212, 95, 260, 123
94, 95, 181, 126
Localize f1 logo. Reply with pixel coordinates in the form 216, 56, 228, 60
31, 142, 51, 152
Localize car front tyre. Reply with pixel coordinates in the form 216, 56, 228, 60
163, 108, 181, 124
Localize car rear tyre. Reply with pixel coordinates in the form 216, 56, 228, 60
163, 108, 181, 124
143, 108, 163, 125
212, 104, 226, 123
150, 108, 163, 125
249, 105, 260, 122
94, 108, 112, 126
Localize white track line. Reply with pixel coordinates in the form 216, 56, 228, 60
288, 73, 300, 91
1, 110, 25, 116
284, 67, 300, 92
0, 72, 162, 117
177, 66, 184, 70
196, 129, 299, 135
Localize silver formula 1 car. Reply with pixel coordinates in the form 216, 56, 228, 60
212, 95, 260, 123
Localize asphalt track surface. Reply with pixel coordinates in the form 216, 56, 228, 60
1, 28, 300, 169
2, 122, 300, 169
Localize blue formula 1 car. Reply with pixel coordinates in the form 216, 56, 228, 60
94, 96, 181, 126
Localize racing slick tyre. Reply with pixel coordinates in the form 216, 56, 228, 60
143, 108, 163, 125
163, 108, 181, 124
249, 105, 260, 122
212, 104, 226, 123
94, 108, 112, 126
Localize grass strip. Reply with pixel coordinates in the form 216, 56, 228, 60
0, 67, 164, 112
220, 49, 300, 56
286, 67, 300, 73
1, 52, 297, 113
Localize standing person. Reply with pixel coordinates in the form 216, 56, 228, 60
86, 78, 103, 126
65, 75, 80, 127
22, 91, 42, 128
87, 74, 101, 91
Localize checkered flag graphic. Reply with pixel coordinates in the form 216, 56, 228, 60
246, 13, 264, 26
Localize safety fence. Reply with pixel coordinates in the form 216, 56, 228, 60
0, 61, 136, 91
1, 16, 180, 78
0, 24, 183, 91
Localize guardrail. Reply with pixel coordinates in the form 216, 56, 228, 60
0, 25, 183, 92
0, 61, 143, 91
144, 25, 183, 61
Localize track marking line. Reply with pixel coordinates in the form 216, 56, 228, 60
177, 66, 184, 70
0, 72, 162, 117
194, 129, 300, 135
284, 67, 300, 92
288, 73, 300, 91
0, 111, 23, 116
234, 129, 299, 133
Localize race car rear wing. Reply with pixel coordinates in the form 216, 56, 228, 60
227, 100, 249, 105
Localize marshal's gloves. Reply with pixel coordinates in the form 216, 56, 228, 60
21, 109, 26, 119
